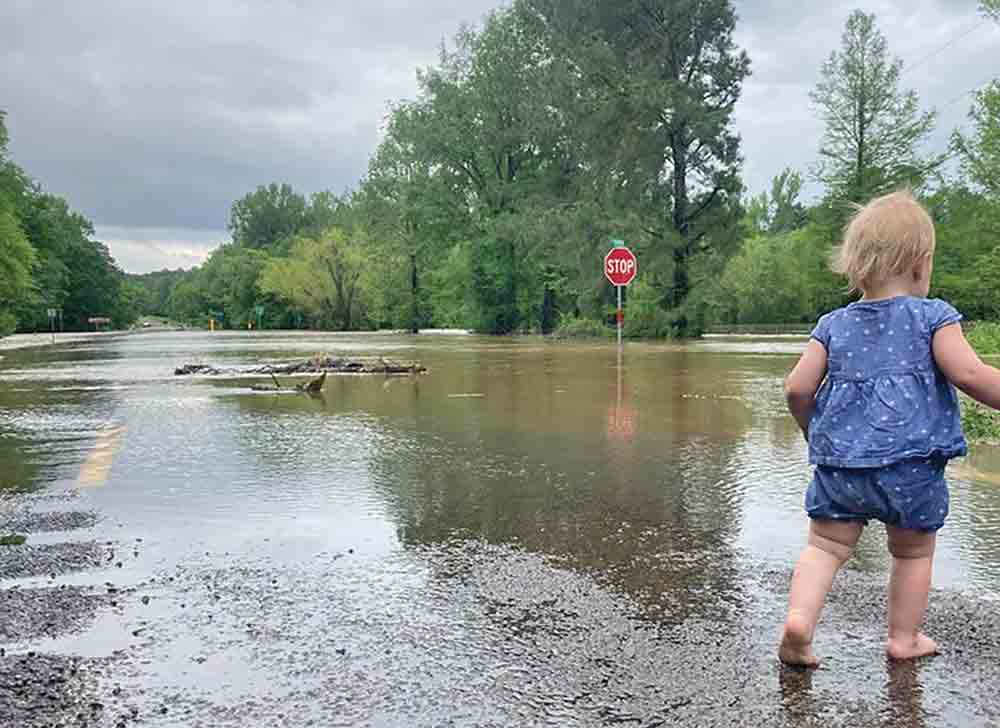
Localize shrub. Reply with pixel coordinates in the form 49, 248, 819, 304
622, 279, 675, 339
553, 314, 612, 339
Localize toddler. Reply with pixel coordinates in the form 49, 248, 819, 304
778, 190, 1000, 666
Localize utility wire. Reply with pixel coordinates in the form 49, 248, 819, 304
900, 20, 989, 78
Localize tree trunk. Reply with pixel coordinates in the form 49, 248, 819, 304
540, 285, 556, 334
410, 251, 419, 334
671, 136, 690, 310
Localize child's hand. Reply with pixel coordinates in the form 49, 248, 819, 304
786, 340, 828, 438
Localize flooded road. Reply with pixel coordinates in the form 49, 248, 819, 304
2, 331, 999, 727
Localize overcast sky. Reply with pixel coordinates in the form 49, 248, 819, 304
2, 1, 997, 273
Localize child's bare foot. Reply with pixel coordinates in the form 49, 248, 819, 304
886, 633, 939, 661
779, 614, 819, 668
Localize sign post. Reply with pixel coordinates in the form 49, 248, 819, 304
604, 241, 638, 354
47, 308, 57, 344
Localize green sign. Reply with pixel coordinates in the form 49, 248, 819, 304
612, 239, 626, 248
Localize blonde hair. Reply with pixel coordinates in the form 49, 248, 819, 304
833, 190, 936, 292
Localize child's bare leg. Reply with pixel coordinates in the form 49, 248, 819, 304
886, 526, 939, 661
779, 519, 863, 667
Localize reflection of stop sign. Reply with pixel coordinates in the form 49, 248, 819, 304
604, 247, 637, 287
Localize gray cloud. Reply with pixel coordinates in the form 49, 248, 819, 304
2, 0, 998, 272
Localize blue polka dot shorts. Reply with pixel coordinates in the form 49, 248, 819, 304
806, 457, 950, 532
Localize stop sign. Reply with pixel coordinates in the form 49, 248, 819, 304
604, 246, 637, 287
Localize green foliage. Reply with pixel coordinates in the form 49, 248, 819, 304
0, 534, 27, 547
0, 114, 138, 332
622, 280, 675, 339
168, 245, 275, 328
929, 188, 1000, 321
744, 169, 807, 237
259, 228, 367, 330
701, 224, 847, 325
968, 323, 1000, 355
524, 0, 750, 330
128, 269, 190, 317
229, 183, 309, 250
963, 398, 1000, 443
0, 200, 36, 332
952, 81, 1000, 196
553, 314, 612, 340
811, 11, 939, 201
0, 312, 16, 337
425, 242, 477, 329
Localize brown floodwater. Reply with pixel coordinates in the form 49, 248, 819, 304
2, 330, 999, 727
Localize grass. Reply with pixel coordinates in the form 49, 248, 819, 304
968, 322, 1000, 356
963, 323, 1000, 442
963, 397, 1000, 444
0, 534, 27, 546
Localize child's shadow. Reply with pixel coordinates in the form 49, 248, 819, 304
777, 661, 928, 727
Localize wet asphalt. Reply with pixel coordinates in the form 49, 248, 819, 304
2, 496, 1000, 727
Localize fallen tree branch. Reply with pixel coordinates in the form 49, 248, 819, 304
175, 356, 427, 378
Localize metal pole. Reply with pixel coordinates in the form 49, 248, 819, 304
617, 285, 623, 355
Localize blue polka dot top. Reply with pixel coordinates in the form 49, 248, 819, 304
808, 296, 968, 469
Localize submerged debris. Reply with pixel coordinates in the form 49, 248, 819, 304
174, 356, 426, 378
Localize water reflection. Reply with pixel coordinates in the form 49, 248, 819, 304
884, 661, 928, 728
2, 331, 1000, 601
77, 424, 126, 487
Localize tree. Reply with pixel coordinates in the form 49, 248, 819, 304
952, 81, 1000, 196
0, 113, 37, 335
523, 0, 750, 332
229, 183, 309, 250
983, 0, 999, 21
745, 169, 807, 237
811, 11, 938, 202
360, 105, 463, 333
0, 202, 35, 335
402, 8, 576, 333
259, 228, 367, 330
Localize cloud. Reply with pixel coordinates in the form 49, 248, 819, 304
95, 225, 225, 274
2, 0, 998, 272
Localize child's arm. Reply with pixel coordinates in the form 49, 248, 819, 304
933, 324, 1000, 409
785, 340, 829, 439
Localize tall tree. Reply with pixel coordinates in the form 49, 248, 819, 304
952, 81, 1000, 196
399, 7, 576, 333
523, 0, 750, 331
360, 105, 462, 333
0, 112, 37, 335
229, 183, 309, 250
811, 11, 938, 201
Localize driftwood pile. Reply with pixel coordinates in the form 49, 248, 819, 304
174, 356, 427, 378
174, 356, 425, 396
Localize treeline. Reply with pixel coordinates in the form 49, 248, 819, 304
133, 3, 999, 335
0, 114, 145, 335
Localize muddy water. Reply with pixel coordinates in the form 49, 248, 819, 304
2, 331, 1000, 727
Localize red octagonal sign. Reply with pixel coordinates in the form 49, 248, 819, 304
604, 246, 637, 287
